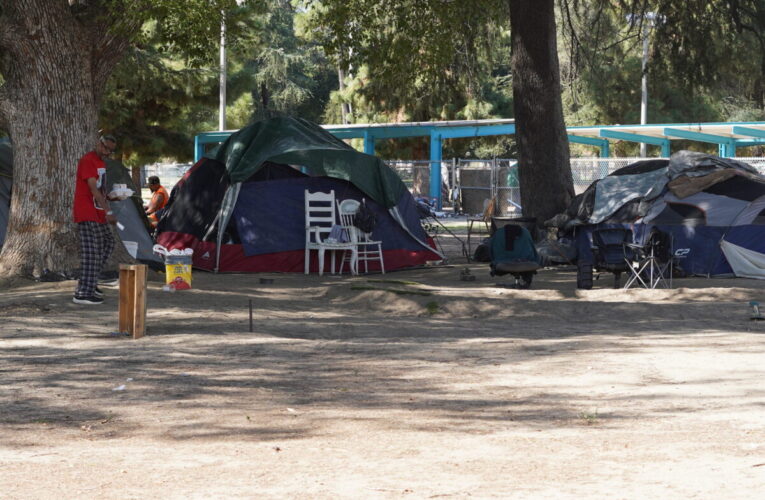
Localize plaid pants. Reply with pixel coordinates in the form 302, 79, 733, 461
75, 221, 115, 298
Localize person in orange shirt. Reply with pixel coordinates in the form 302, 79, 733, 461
144, 176, 169, 228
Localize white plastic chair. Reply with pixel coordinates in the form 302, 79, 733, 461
336, 198, 385, 274
305, 190, 357, 275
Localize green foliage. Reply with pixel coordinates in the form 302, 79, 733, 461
104, 0, 266, 65
304, 0, 509, 120
85, 0, 765, 164
100, 43, 217, 166
98, 0, 335, 164
235, 0, 337, 122
304, 0, 516, 158
560, 0, 765, 138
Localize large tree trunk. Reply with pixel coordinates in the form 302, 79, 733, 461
509, 0, 574, 226
0, 0, 131, 279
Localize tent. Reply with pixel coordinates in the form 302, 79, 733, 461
155, 116, 442, 273
555, 151, 765, 278
103, 160, 163, 265
0, 139, 160, 265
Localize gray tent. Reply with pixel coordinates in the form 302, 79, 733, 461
0, 140, 160, 265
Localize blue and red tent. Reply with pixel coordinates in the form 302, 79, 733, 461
156, 117, 441, 273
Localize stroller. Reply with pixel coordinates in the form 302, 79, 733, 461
489, 225, 541, 289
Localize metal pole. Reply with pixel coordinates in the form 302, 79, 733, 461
219, 10, 227, 132
451, 157, 457, 213
338, 67, 349, 124
640, 20, 649, 157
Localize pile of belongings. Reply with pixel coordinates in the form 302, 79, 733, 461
546, 150, 765, 279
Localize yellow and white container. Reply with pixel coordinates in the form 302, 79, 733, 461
154, 245, 193, 290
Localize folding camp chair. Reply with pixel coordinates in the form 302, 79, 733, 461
591, 227, 634, 288
624, 228, 673, 289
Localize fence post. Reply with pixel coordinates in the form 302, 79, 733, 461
119, 264, 147, 339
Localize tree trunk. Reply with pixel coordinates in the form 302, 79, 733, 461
509, 0, 575, 226
0, 1, 131, 278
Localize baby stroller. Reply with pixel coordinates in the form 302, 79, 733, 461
489, 225, 541, 289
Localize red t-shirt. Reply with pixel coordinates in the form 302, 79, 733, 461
72, 151, 108, 223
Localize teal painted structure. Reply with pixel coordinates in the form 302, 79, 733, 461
195, 120, 765, 208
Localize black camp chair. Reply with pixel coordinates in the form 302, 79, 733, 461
624, 228, 673, 289
591, 227, 634, 288
489, 225, 541, 289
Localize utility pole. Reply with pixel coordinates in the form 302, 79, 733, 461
219, 10, 227, 131
639, 19, 650, 157
627, 12, 662, 157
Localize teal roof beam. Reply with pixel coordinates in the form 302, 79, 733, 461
732, 126, 765, 139
664, 128, 736, 157
326, 124, 517, 140
195, 131, 235, 161
437, 123, 516, 139
568, 135, 610, 157
663, 127, 735, 145
329, 130, 365, 139
326, 126, 434, 139
599, 130, 671, 157
196, 131, 234, 143
734, 140, 765, 147
599, 129, 667, 146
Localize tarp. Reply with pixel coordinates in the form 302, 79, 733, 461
560, 151, 765, 279
721, 240, 765, 279
209, 116, 407, 208
591, 167, 667, 223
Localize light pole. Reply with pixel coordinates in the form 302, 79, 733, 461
219, 10, 227, 131
219, 1, 245, 131
628, 12, 661, 157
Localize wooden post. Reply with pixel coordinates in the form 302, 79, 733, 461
119, 264, 147, 339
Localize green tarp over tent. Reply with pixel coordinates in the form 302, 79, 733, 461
207, 116, 407, 208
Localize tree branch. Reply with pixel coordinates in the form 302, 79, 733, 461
68, 2, 142, 99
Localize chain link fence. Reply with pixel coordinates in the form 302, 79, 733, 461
142, 156, 765, 216
569, 157, 637, 194
141, 163, 193, 192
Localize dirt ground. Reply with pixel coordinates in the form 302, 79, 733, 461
2, 229, 765, 499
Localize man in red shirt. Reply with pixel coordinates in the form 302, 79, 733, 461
72, 135, 118, 305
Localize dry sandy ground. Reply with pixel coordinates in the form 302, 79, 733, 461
2, 238, 765, 498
